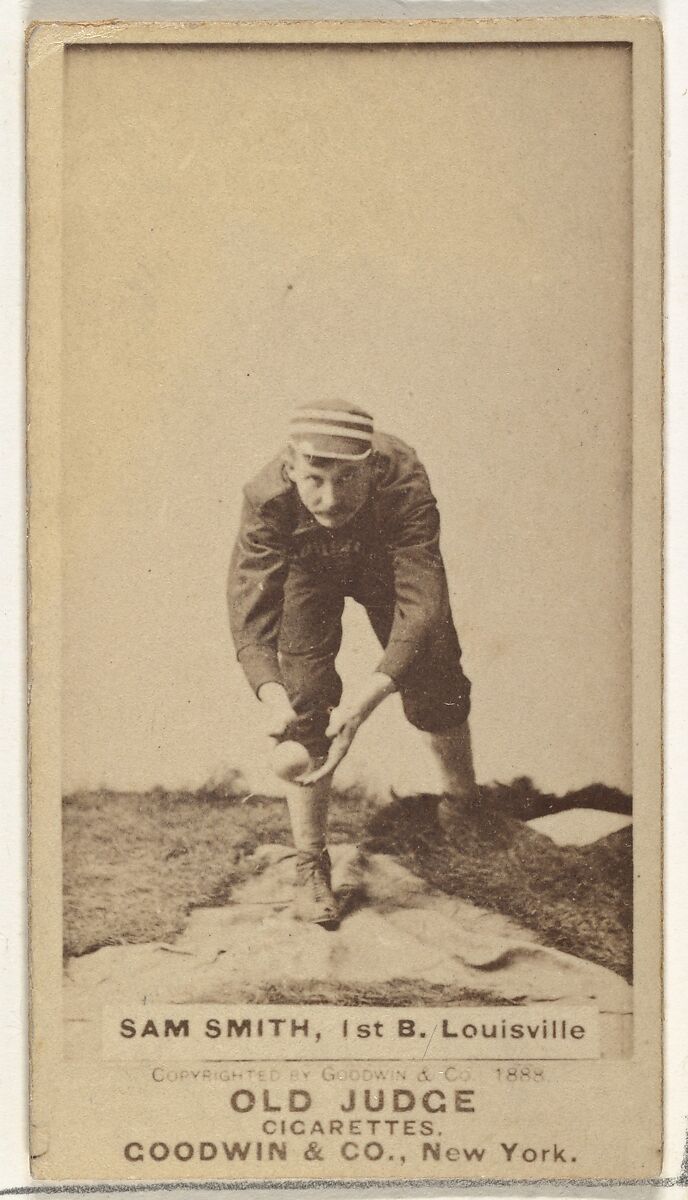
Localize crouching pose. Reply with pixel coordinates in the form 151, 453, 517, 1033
228, 401, 476, 927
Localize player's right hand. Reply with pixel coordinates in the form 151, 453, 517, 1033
257, 682, 299, 740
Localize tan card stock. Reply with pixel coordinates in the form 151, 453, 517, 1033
27, 17, 663, 1183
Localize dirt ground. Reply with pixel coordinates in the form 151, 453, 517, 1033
63, 777, 632, 985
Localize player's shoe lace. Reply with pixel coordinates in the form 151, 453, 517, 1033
294, 849, 339, 928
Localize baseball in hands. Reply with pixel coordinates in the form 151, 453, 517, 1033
270, 740, 312, 781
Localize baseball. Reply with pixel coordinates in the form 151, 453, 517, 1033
270, 740, 312, 781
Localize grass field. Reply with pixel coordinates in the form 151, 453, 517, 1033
62, 779, 376, 958
63, 776, 632, 984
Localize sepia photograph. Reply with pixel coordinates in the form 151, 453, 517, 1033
27, 17, 662, 1182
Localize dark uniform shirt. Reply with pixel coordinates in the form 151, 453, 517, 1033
228, 432, 456, 695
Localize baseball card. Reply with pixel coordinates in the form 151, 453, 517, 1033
26, 17, 663, 1183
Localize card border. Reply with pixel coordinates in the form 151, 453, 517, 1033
25, 16, 663, 1182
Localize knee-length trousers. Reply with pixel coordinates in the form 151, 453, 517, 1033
277, 560, 472, 759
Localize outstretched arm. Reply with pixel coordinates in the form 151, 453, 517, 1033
327, 671, 397, 737
376, 462, 449, 685
297, 671, 396, 784
228, 497, 289, 694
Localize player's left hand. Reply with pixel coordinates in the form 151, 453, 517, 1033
326, 700, 367, 742
296, 704, 365, 785
295, 676, 395, 785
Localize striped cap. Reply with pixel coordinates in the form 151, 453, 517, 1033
288, 401, 375, 462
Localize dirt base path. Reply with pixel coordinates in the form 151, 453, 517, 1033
64, 844, 632, 1058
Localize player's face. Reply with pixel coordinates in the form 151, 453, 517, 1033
286, 451, 373, 529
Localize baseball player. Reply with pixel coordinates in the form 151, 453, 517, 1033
228, 401, 476, 927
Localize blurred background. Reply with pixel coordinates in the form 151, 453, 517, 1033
60, 41, 632, 797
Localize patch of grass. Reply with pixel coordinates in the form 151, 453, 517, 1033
62, 783, 377, 958
363, 792, 632, 981
63, 779, 632, 983
208, 981, 519, 1006
481, 776, 631, 821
